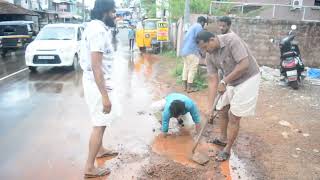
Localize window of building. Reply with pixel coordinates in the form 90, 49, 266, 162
315, 0, 320, 6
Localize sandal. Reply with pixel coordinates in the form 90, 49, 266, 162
96, 150, 118, 158
216, 151, 230, 162
84, 167, 111, 178
208, 138, 227, 147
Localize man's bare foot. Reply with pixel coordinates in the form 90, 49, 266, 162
84, 167, 111, 178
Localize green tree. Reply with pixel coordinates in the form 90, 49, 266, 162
168, 0, 212, 22
190, 0, 212, 14
141, 0, 157, 18
140, 0, 212, 21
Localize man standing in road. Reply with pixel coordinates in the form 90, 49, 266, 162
180, 16, 207, 93
218, 16, 232, 34
196, 31, 261, 161
128, 25, 136, 51
80, 0, 118, 178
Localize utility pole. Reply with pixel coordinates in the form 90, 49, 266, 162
160, 0, 164, 53
183, 0, 190, 31
82, 0, 85, 22
139, 0, 142, 20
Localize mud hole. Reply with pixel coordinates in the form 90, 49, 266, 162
147, 55, 320, 180
140, 153, 226, 180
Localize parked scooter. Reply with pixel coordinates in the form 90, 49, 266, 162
279, 25, 305, 90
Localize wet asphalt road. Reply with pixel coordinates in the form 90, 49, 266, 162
0, 50, 27, 79
0, 29, 161, 179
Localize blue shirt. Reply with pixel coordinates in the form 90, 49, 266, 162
128, 29, 135, 39
180, 23, 203, 57
162, 93, 201, 133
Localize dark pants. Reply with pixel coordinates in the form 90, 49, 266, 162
129, 39, 134, 50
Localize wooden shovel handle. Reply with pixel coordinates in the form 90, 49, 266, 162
192, 94, 222, 154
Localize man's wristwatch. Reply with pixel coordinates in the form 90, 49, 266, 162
220, 79, 227, 86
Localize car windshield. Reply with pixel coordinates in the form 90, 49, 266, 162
144, 21, 157, 30
36, 27, 75, 40
0, 25, 28, 36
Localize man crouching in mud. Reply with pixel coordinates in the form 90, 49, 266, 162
152, 93, 201, 137
196, 31, 261, 161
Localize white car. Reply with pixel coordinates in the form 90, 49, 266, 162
25, 24, 84, 72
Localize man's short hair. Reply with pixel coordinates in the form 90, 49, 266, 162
91, 0, 115, 20
197, 16, 207, 24
218, 16, 232, 26
170, 100, 185, 118
196, 31, 215, 44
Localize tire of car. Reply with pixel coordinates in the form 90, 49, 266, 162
1, 49, 7, 58
139, 47, 146, 53
70, 54, 79, 71
28, 66, 37, 72
289, 80, 299, 90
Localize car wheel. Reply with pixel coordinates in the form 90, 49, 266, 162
28, 66, 37, 72
289, 81, 299, 90
1, 50, 7, 58
70, 54, 79, 71
139, 47, 146, 53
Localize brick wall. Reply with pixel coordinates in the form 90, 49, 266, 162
207, 17, 320, 67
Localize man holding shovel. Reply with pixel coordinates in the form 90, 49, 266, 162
196, 31, 261, 161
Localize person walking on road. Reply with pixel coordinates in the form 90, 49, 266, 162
180, 16, 207, 93
196, 31, 261, 161
128, 25, 136, 51
80, 0, 119, 178
151, 93, 201, 137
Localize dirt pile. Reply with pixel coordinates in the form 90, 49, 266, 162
140, 153, 219, 180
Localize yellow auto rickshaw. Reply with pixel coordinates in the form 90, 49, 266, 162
136, 18, 161, 53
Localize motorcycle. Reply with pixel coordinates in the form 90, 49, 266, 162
279, 25, 305, 90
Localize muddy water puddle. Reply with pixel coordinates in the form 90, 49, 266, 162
152, 131, 200, 168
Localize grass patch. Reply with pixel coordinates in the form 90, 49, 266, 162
160, 50, 177, 59
163, 51, 208, 90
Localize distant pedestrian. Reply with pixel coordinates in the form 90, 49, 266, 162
128, 25, 135, 51
80, 0, 119, 178
180, 16, 207, 93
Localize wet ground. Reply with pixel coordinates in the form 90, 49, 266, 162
151, 56, 320, 180
0, 29, 233, 180
1, 29, 319, 180
0, 50, 27, 79
0, 29, 160, 179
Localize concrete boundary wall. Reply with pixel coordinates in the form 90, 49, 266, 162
206, 16, 320, 67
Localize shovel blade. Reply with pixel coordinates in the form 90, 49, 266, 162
191, 152, 210, 165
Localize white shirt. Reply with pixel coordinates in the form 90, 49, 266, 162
80, 20, 114, 87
